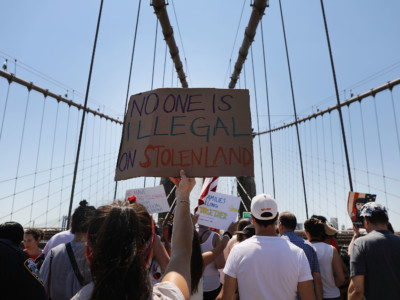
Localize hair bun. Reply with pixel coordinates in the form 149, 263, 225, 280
79, 200, 88, 207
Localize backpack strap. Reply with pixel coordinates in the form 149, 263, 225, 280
47, 250, 53, 300
65, 242, 85, 286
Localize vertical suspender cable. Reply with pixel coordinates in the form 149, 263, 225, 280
0, 83, 11, 142
10, 90, 31, 220
260, 21, 275, 198
151, 18, 159, 187
372, 95, 389, 208
278, 0, 308, 218
321, 117, 328, 216
30, 96, 47, 226
389, 89, 400, 161
45, 103, 60, 227
114, 0, 142, 201
347, 107, 357, 190
319, 0, 353, 191
59, 106, 71, 226
329, 113, 338, 219
162, 42, 167, 88
67, 0, 104, 229
308, 121, 314, 213
359, 102, 371, 191
250, 46, 265, 193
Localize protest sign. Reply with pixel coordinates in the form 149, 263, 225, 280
125, 185, 170, 214
197, 191, 240, 231
115, 88, 253, 180
347, 192, 376, 228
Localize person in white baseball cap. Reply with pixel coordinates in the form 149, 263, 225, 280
220, 194, 316, 300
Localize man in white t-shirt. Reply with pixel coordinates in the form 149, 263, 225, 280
220, 194, 316, 300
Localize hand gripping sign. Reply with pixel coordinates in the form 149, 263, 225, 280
115, 88, 254, 180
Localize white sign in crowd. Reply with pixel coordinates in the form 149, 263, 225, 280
125, 185, 170, 215
197, 191, 241, 231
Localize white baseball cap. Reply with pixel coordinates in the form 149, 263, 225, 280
251, 194, 278, 220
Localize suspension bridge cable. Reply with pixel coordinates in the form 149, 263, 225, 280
329, 113, 339, 219
68, 0, 104, 229
250, 46, 265, 193
308, 120, 314, 213
10, 90, 31, 220
390, 89, 400, 162
144, 17, 159, 189
162, 42, 167, 88
89, 116, 96, 199
346, 106, 357, 191
223, 0, 247, 87
58, 106, 71, 226
45, 103, 60, 228
170, 0, 191, 86
114, 0, 143, 202
260, 20, 275, 198
359, 102, 371, 191
151, 18, 159, 187
319, 0, 353, 192
95, 119, 102, 206
29, 95, 47, 225
321, 116, 329, 216
278, 0, 308, 218
0, 83, 11, 142
372, 95, 389, 209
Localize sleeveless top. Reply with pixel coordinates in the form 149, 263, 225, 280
200, 231, 221, 291
312, 242, 340, 298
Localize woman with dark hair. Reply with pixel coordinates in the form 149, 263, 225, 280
304, 218, 345, 300
72, 170, 196, 300
24, 228, 44, 260
40, 200, 96, 300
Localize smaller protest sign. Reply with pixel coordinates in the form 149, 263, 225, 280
198, 191, 240, 231
347, 192, 376, 228
242, 211, 252, 221
125, 185, 170, 214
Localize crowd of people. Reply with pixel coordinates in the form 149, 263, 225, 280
1, 169, 400, 299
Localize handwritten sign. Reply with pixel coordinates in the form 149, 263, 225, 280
125, 185, 170, 214
115, 88, 253, 179
347, 192, 376, 228
198, 191, 241, 231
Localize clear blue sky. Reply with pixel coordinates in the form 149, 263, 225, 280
0, 0, 399, 229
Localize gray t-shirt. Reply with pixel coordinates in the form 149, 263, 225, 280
350, 230, 400, 299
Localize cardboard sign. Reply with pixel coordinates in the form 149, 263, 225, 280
125, 185, 170, 214
198, 191, 241, 231
115, 88, 254, 180
347, 192, 376, 228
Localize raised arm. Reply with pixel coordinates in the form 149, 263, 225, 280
202, 222, 237, 267
162, 170, 195, 300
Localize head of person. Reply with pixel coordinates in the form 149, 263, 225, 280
236, 218, 251, 242
250, 194, 279, 231
190, 230, 204, 295
24, 228, 44, 250
304, 218, 325, 242
355, 198, 368, 212
359, 202, 389, 233
235, 224, 255, 241
86, 202, 154, 300
71, 200, 96, 234
278, 212, 297, 234
0, 221, 24, 246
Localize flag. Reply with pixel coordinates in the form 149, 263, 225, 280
194, 177, 219, 213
